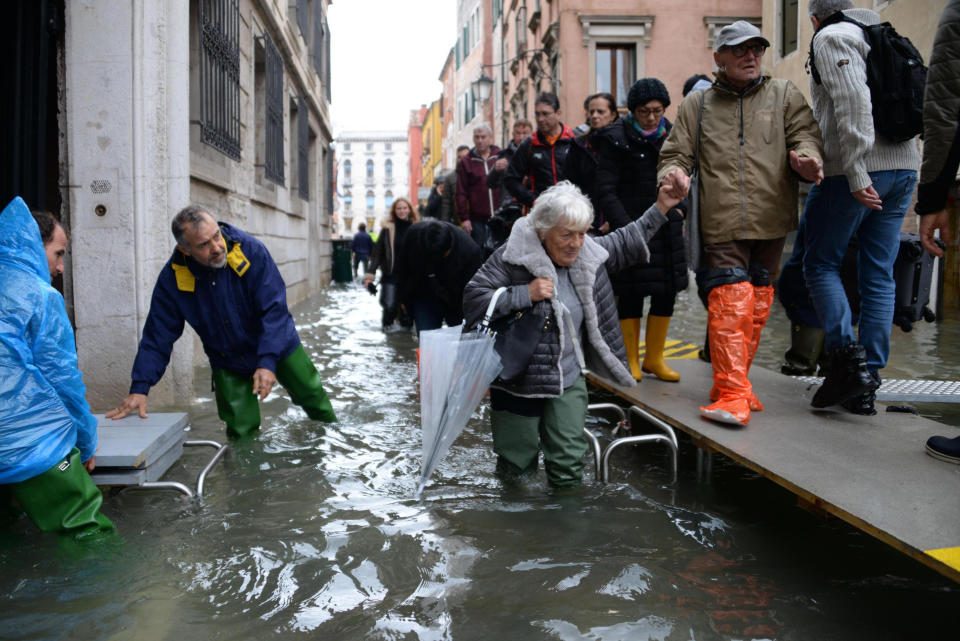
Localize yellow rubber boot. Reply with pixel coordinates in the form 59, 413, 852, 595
641, 315, 681, 382
619, 318, 642, 380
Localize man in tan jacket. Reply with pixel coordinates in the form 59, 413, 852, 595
659, 21, 823, 426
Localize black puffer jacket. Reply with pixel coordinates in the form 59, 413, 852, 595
463, 205, 668, 397
562, 123, 613, 232
592, 117, 688, 299
503, 125, 577, 208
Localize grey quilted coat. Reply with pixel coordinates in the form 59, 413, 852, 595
463, 205, 668, 397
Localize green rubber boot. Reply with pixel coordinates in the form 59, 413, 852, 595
276, 345, 337, 422
10, 448, 114, 541
781, 323, 826, 376
213, 368, 262, 438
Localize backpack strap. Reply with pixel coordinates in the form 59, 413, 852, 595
807, 11, 858, 85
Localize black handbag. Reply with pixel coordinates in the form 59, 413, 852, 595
479, 287, 553, 383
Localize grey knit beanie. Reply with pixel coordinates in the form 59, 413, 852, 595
627, 78, 670, 111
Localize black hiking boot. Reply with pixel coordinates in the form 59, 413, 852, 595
841, 373, 880, 415
811, 343, 879, 409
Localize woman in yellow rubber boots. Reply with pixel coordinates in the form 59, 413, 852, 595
589, 79, 688, 381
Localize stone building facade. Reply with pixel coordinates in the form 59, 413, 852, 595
333, 132, 409, 236
453, 0, 496, 150
764, 0, 945, 101
2, 0, 334, 409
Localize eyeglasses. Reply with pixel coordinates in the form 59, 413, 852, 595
726, 43, 767, 58
636, 107, 664, 118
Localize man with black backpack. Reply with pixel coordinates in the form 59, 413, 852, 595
802, 0, 922, 416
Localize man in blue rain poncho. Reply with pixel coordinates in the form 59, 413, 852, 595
107, 205, 336, 437
0, 197, 114, 539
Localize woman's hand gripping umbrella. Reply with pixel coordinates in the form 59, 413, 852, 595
417, 324, 502, 497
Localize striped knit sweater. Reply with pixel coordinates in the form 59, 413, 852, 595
810, 8, 919, 191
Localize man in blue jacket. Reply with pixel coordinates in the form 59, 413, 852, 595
107, 205, 336, 437
0, 197, 114, 539
350, 222, 374, 278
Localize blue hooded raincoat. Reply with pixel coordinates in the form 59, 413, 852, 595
0, 197, 98, 484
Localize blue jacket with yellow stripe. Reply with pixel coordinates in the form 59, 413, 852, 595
129, 223, 300, 395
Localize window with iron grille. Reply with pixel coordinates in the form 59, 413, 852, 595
298, 96, 310, 201
264, 32, 284, 184
198, 0, 241, 160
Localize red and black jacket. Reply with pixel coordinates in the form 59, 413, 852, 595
503, 124, 576, 208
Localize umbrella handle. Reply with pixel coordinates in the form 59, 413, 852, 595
480, 287, 509, 332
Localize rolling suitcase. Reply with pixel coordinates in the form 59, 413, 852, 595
892, 233, 940, 332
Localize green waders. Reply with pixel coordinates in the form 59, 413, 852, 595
213, 345, 336, 438
9, 448, 114, 540
490, 377, 589, 488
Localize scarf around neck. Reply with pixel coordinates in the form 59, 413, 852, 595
626, 113, 667, 141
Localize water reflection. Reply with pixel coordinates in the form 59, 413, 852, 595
0, 283, 957, 640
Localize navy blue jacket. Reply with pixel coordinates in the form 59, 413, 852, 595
350, 230, 374, 257
130, 223, 300, 394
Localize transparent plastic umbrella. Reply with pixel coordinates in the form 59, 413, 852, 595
417, 324, 502, 497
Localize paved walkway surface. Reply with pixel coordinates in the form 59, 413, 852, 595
588, 359, 960, 583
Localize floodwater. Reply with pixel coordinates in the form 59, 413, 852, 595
2, 281, 958, 641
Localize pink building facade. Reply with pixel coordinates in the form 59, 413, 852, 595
489, 0, 761, 145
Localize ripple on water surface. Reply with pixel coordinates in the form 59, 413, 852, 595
0, 284, 957, 640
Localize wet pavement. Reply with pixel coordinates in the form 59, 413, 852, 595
1, 282, 957, 640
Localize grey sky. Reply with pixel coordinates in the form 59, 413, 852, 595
329, 0, 456, 133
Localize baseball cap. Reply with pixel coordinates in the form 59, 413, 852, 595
715, 21, 771, 52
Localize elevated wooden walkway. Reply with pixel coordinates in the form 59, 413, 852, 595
587, 359, 960, 584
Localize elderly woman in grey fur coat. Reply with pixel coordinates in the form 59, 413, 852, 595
462, 180, 684, 488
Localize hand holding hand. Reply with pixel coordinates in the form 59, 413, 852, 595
106, 393, 148, 419
662, 169, 690, 201
528, 277, 554, 302
656, 183, 685, 216
852, 186, 883, 211
789, 151, 823, 185
252, 368, 276, 401
919, 210, 950, 258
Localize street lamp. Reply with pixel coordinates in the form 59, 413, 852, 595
471, 74, 494, 103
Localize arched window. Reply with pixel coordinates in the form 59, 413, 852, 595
366, 159, 374, 181
343, 159, 351, 182
384, 190, 394, 208
384, 158, 393, 182
366, 190, 375, 210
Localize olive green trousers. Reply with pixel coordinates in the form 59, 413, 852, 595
213, 345, 336, 438
8, 448, 114, 540
490, 377, 588, 488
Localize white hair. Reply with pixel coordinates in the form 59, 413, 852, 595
808, 0, 853, 18
528, 181, 593, 234
473, 123, 493, 136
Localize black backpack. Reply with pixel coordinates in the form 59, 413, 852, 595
808, 12, 926, 142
